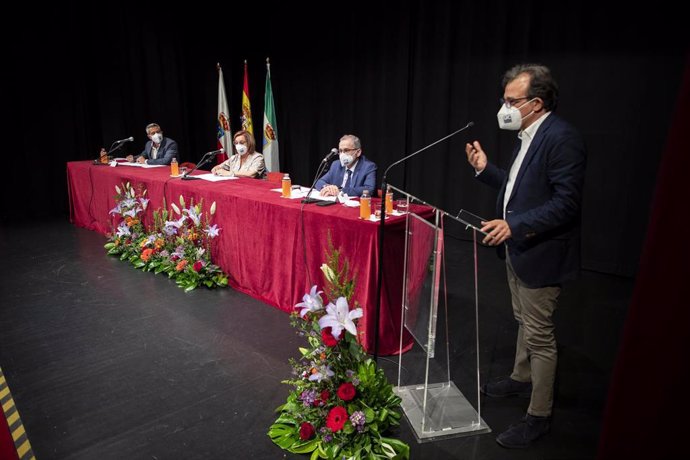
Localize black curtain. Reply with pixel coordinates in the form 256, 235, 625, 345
5, 1, 687, 278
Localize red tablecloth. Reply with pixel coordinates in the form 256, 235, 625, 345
67, 161, 427, 355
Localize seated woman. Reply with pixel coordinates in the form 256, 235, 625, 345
211, 130, 266, 178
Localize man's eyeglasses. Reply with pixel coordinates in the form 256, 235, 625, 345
499, 96, 531, 108
338, 148, 358, 153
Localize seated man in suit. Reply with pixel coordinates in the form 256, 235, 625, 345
126, 123, 179, 165
316, 134, 377, 197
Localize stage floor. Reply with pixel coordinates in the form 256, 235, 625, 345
0, 219, 632, 459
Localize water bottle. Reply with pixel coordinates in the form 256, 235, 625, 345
282, 173, 292, 198
170, 157, 179, 176
359, 190, 371, 220
385, 185, 393, 215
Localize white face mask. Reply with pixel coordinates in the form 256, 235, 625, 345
339, 153, 355, 167
151, 133, 163, 144
497, 100, 535, 130
235, 143, 248, 155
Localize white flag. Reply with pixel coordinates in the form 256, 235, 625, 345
217, 63, 231, 163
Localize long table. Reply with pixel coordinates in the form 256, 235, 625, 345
67, 161, 421, 355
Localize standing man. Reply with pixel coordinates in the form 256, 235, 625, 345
316, 134, 377, 197
465, 64, 586, 449
127, 123, 179, 165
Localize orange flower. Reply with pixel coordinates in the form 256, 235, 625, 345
141, 248, 154, 262
176, 259, 188, 271
154, 238, 164, 249
125, 217, 139, 227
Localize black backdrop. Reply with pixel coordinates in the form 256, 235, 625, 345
5, 1, 687, 278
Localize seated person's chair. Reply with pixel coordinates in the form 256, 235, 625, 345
266, 172, 284, 183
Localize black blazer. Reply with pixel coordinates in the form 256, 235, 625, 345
478, 113, 587, 288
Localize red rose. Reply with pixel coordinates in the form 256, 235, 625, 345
337, 382, 356, 401
315, 389, 330, 407
321, 327, 339, 347
326, 406, 348, 432
193, 260, 203, 272
299, 422, 315, 440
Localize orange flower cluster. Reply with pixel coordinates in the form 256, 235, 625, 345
141, 248, 154, 262
124, 216, 139, 227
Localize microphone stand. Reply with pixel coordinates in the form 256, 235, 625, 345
372, 121, 474, 361
301, 152, 336, 204
181, 151, 216, 180
94, 141, 125, 165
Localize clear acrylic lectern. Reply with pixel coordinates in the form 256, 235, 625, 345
390, 185, 491, 442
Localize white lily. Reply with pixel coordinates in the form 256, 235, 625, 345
320, 263, 337, 284
308, 364, 334, 382
318, 297, 363, 339
295, 285, 324, 318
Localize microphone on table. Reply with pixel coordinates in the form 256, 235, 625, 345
302, 148, 338, 204
181, 148, 225, 180
95, 137, 135, 164
321, 148, 339, 163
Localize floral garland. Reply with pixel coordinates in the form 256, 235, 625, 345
268, 241, 410, 459
104, 182, 228, 291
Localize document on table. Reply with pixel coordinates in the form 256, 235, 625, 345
270, 186, 337, 201
116, 161, 166, 168
195, 173, 239, 182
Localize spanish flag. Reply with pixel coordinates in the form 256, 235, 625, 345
241, 60, 253, 134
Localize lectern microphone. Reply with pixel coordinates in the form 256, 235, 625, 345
372, 121, 475, 361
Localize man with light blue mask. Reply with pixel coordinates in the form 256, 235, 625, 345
127, 122, 179, 165
316, 134, 377, 197
465, 64, 587, 449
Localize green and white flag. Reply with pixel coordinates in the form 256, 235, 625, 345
263, 58, 279, 172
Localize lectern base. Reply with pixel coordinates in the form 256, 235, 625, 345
395, 381, 490, 443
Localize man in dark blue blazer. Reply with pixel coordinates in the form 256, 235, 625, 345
465, 64, 587, 449
127, 123, 179, 166
316, 134, 377, 197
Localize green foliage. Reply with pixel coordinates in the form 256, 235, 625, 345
320, 234, 356, 302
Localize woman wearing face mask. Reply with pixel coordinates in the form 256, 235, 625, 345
315, 134, 377, 197
127, 123, 179, 165
211, 130, 266, 178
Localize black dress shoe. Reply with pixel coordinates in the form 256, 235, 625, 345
496, 414, 550, 449
481, 377, 532, 398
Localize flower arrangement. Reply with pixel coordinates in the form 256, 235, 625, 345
268, 240, 409, 459
104, 182, 228, 291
